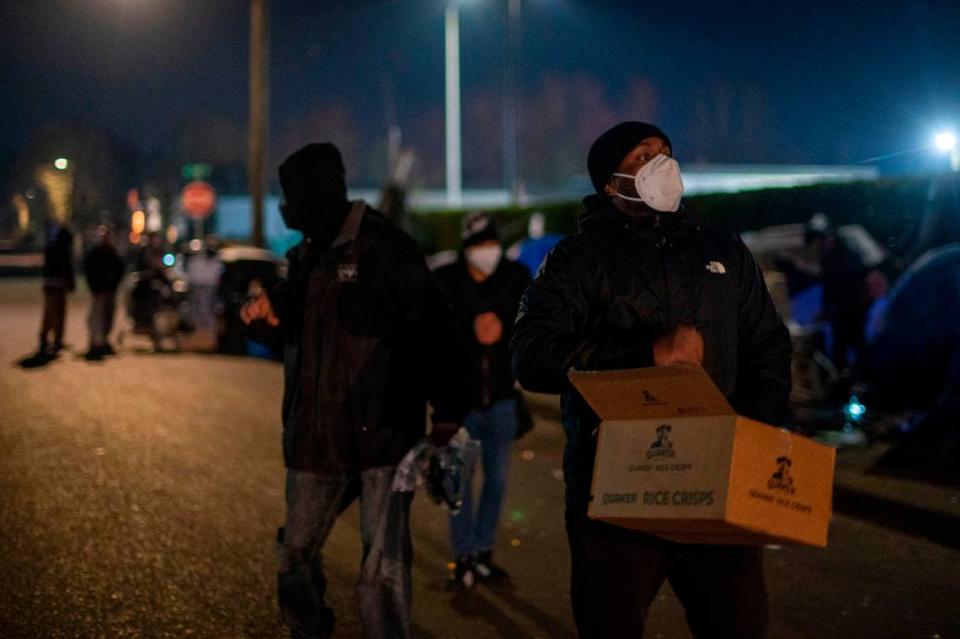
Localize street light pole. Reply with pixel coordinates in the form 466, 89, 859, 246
248, 0, 269, 247
503, 0, 521, 206
445, 2, 463, 208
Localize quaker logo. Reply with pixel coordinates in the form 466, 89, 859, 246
767, 456, 796, 494
337, 263, 359, 283
638, 389, 667, 407
645, 424, 676, 459
705, 260, 727, 275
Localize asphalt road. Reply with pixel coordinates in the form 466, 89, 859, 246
1, 278, 957, 638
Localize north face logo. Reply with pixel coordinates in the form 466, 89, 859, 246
767, 456, 796, 494
646, 424, 676, 459
705, 261, 726, 274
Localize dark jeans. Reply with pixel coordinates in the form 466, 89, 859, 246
567, 513, 768, 639
278, 466, 414, 639
40, 286, 67, 350
449, 397, 518, 559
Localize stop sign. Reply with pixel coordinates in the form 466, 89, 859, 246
181, 180, 217, 219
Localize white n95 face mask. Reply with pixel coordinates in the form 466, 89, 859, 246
613, 154, 684, 213
465, 245, 503, 276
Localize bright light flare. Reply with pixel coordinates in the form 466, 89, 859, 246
844, 395, 866, 423
934, 131, 957, 152
54, 158, 68, 170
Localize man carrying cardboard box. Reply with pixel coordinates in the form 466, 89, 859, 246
510, 121, 792, 638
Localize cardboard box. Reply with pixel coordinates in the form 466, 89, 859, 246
569, 366, 835, 547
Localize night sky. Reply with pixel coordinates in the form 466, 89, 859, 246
2, 0, 960, 189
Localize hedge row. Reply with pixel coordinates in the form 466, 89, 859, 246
407, 173, 958, 258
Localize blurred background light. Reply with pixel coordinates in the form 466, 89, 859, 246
131, 210, 145, 235
934, 131, 957, 152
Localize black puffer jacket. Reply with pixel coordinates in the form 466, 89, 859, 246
251, 202, 470, 473
510, 195, 792, 513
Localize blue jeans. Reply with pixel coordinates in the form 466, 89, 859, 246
278, 466, 413, 639
449, 398, 518, 559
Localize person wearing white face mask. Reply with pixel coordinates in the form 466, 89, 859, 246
511, 122, 791, 638
433, 211, 531, 588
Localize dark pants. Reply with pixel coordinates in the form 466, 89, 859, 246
567, 514, 768, 639
278, 467, 414, 639
449, 397, 518, 559
831, 307, 868, 371
88, 291, 117, 347
40, 286, 67, 350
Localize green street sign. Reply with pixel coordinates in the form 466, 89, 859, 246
181, 163, 212, 180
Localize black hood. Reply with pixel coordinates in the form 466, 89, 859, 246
279, 143, 350, 243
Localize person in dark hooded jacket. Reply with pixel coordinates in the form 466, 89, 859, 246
241, 143, 469, 639
83, 225, 125, 360
38, 218, 75, 357
510, 122, 791, 639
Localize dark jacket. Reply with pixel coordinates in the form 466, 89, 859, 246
433, 256, 530, 409
822, 238, 869, 316
42, 224, 75, 291
510, 195, 792, 513
251, 202, 470, 473
84, 243, 125, 294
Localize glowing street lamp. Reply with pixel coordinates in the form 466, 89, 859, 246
934, 131, 956, 152
934, 130, 959, 171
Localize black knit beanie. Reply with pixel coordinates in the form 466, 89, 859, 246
461, 211, 500, 249
587, 122, 672, 194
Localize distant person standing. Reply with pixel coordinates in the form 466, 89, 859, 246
514, 211, 564, 276
37, 219, 75, 358
433, 212, 531, 588
83, 225, 125, 361
135, 231, 168, 281
186, 237, 223, 342
820, 227, 870, 374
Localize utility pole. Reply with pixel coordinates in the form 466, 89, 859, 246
248, 0, 269, 247
445, 2, 463, 208
503, 0, 521, 206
